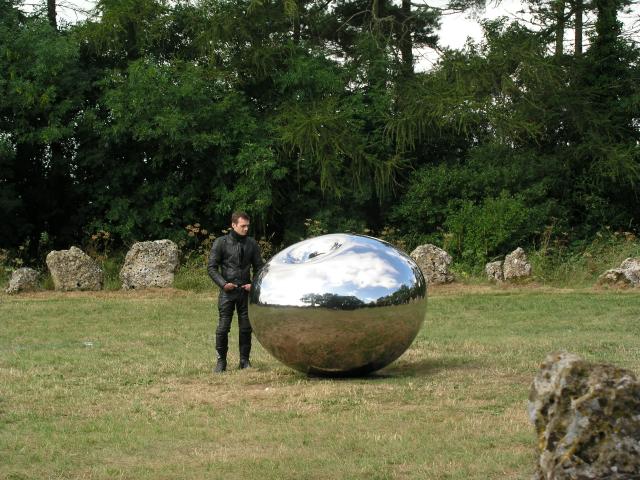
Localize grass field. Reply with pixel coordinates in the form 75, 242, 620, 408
1, 286, 639, 479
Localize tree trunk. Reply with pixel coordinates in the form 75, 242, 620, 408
47, 0, 57, 29
293, 0, 301, 44
593, 0, 620, 49
555, 0, 565, 58
371, 0, 383, 19
574, 0, 583, 56
293, 20, 301, 43
399, 0, 414, 76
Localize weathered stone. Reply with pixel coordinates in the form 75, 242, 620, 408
120, 240, 180, 290
485, 260, 504, 282
409, 244, 453, 285
46, 247, 103, 291
529, 351, 640, 480
5, 267, 40, 294
598, 257, 640, 287
503, 247, 532, 280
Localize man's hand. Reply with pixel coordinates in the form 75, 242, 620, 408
223, 282, 238, 292
242, 284, 252, 292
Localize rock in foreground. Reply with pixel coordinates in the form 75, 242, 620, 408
529, 351, 640, 480
120, 240, 180, 290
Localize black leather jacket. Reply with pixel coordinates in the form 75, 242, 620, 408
207, 233, 264, 289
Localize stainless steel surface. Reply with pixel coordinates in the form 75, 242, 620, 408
250, 234, 427, 375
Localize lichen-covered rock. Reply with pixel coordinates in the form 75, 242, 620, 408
120, 240, 180, 290
529, 351, 640, 480
503, 247, 532, 280
598, 257, 640, 287
485, 261, 504, 282
46, 247, 103, 291
409, 244, 453, 285
5, 267, 40, 294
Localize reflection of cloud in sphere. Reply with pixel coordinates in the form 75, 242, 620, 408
259, 250, 402, 307
250, 234, 427, 376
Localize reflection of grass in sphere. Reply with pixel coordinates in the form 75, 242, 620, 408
251, 301, 427, 376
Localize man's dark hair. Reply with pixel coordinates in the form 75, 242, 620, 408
231, 211, 250, 224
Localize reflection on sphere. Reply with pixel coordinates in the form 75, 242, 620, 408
250, 234, 427, 376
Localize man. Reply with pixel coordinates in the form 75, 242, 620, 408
207, 211, 264, 373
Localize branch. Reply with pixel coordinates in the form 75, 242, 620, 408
309, 0, 334, 14
336, 9, 369, 33
410, 2, 469, 14
57, 0, 94, 16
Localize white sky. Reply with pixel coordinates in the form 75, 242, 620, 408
436, 0, 517, 49
416, 0, 526, 68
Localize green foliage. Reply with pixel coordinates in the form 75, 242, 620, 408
443, 193, 542, 264
388, 15, 639, 265
273, 51, 405, 201
1, 0, 639, 275
99, 253, 125, 290
173, 256, 211, 292
81, 57, 279, 242
220, 142, 288, 226
80, 0, 172, 63
0, 249, 10, 289
529, 228, 640, 287
391, 146, 562, 259
303, 217, 329, 238
0, 4, 90, 251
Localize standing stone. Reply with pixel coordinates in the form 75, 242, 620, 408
529, 351, 640, 480
503, 247, 532, 280
598, 257, 640, 287
5, 267, 40, 294
120, 240, 180, 290
409, 244, 453, 285
485, 260, 504, 282
46, 247, 103, 291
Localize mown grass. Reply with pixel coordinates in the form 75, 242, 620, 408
1, 286, 639, 479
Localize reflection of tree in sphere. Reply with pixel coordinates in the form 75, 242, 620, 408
250, 234, 427, 376
300, 293, 365, 310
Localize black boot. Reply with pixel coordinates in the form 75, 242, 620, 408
214, 332, 229, 373
214, 357, 227, 373
239, 330, 252, 369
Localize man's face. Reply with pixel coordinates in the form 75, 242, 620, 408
232, 218, 250, 236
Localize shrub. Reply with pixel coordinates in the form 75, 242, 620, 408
100, 254, 125, 290
529, 228, 640, 287
174, 256, 211, 292
389, 147, 565, 268
443, 192, 545, 264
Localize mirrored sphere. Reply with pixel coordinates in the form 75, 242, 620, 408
250, 234, 427, 376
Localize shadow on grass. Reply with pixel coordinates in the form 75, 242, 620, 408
298, 355, 475, 382
380, 355, 475, 378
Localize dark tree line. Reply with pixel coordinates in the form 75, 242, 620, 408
1, 0, 638, 266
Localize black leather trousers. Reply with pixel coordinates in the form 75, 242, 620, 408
216, 289, 252, 360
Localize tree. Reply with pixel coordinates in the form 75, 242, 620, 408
388, 10, 639, 259
0, 2, 90, 252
